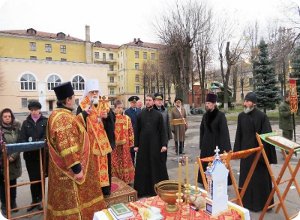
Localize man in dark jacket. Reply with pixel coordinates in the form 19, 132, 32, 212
234, 92, 277, 212
125, 96, 141, 165
18, 100, 47, 211
134, 94, 168, 197
153, 93, 172, 163
279, 92, 293, 140
198, 93, 231, 184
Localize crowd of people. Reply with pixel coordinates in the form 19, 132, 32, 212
0, 78, 294, 218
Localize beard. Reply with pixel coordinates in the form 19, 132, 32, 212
244, 106, 254, 114
91, 96, 99, 107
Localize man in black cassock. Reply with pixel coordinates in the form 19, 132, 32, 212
198, 93, 232, 185
133, 94, 169, 197
234, 92, 277, 212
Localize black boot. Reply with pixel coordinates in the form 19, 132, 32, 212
11, 200, 18, 213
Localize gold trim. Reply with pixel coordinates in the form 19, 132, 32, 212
61, 145, 80, 157
47, 195, 104, 217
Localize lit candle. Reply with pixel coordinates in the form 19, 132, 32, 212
185, 157, 189, 187
178, 162, 182, 198
195, 161, 198, 193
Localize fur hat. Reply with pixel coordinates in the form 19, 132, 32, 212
244, 92, 257, 103
206, 93, 217, 103
53, 82, 74, 101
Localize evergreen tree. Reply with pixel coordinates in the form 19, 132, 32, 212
253, 39, 280, 112
289, 45, 300, 114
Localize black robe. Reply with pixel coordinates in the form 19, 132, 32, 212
134, 107, 169, 197
234, 108, 277, 212
198, 108, 232, 184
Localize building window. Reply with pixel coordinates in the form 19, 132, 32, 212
135, 51, 139, 58
60, 45, 66, 54
47, 75, 62, 90
29, 42, 36, 51
143, 52, 147, 59
61, 58, 67, 62
109, 76, 114, 83
20, 73, 36, 90
95, 52, 99, 59
135, 74, 140, 82
72, 75, 85, 91
21, 98, 28, 108
109, 88, 114, 95
109, 64, 114, 71
30, 56, 37, 60
109, 53, 113, 60
249, 77, 253, 86
151, 53, 155, 60
135, 63, 139, 70
103, 53, 106, 61
46, 57, 52, 61
45, 44, 52, 53
136, 86, 140, 94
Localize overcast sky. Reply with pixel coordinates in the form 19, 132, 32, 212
0, 0, 298, 45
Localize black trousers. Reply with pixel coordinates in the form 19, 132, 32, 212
25, 159, 42, 202
0, 173, 16, 208
102, 153, 112, 196
175, 141, 184, 154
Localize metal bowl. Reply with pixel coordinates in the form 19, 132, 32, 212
154, 180, 184, 212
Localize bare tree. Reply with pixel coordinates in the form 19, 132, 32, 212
195, 7, 213, 106
156, 0, 210, 103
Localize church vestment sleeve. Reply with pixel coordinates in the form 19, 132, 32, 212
159, 114, 167, 146
134, 113, 141, 147
51, 114, 82, 169
127, 117, 134, 147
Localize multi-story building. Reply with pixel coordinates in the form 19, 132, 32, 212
0, 26, 174, 112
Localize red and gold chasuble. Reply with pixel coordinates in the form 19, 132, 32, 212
111, 114, 135, 184
46, 108, 106, 220
80, 96, 112, 187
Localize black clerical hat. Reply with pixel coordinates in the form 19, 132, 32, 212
128, 96, 139, 102
206, 93, 217, 103
154, 93, 163, 100
244, 92, 257, 103
53, 82, 74, 101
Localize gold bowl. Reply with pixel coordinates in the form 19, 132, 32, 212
154, 180, 184, 212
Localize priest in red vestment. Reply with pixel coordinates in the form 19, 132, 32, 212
111, 100, 135, 184
47, 82, 106, 220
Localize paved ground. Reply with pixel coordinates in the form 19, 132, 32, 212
5, 114, 300, 219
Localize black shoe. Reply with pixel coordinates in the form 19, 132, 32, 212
11, 201, 18, 213
37, 204, 43, 211
1, 206, 6, 217
27, 204, 37, 212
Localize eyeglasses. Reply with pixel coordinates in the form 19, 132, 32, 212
89, 90, 98, 94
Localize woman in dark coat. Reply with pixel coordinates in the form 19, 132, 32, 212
18, 101, 47, 211
0, 108, 22, 215
198, 93, 231, 184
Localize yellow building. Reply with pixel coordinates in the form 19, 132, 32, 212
0, 26, 174, 112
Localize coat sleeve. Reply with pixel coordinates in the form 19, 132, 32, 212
199, 116, 204, 150
279, 103, 290, 118
159, 113, 168, 147
134, 113, 141, 147
166, 113, 172, 140
127, 116, 134, 147
233, 114, 242, 152
103, 109, 116, 149
261, 114, 277, 164
219, 113, 231, 152
18, 121, 28, 143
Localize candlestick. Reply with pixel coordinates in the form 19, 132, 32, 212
194, 161, 198, 193
185, 157, 189, 187
178, 162, 182, 198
